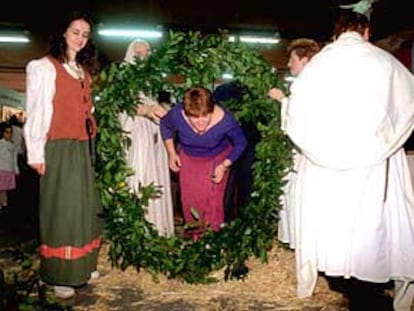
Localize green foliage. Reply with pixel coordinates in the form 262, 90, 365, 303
0, 241, 70, 310
94, 31, 292, 283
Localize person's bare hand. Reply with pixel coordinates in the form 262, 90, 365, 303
136, 103, 167, 122
211, 163, 227, 184
268, 87, 286, 102
147, 104, 167, 121
30, 163, 46, 175
168, 153, 181, 172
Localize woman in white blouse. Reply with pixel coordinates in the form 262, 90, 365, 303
24, 11, 102, 299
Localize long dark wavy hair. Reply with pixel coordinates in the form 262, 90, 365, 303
48, 11, 100, 75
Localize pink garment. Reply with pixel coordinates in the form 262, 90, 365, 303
179, 147, 231, 234
0, 170, 16, 190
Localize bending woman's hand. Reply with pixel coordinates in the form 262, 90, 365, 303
168, 153, 181, 172
211, 163, 227, 184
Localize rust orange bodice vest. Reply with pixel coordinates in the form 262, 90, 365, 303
47, 56, 96, 141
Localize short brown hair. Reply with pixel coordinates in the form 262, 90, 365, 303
333, 11, 370, 38
287, 38, 320, 61
183, 87, 214, 117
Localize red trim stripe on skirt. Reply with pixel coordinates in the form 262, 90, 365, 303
40, 237, 101, 260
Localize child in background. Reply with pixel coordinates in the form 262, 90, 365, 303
0, 123, 19, 210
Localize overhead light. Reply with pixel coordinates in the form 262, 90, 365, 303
226, 32, 280, 45
0, 31, 30, 43
98, 28, 163, 39
239, 36, 280, 44
222, 73, 234, 80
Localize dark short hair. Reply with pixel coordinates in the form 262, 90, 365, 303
0, 122, 12, 138
158, 91, 171, 104
333, 10, 370, 38
213, 82, 243, 103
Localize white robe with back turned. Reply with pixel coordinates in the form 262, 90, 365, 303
284, 31, 414, 298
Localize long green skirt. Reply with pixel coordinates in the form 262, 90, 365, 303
39, 140, 102, 286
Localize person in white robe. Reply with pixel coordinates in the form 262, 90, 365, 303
282, 10, 414, 310
268, 38, 320, 249
119, 39, 174, 236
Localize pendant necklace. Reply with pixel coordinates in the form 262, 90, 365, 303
66, 61, 84, 80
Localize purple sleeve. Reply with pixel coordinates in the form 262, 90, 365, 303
225, 116, 247, 163
160, 104, 180, 140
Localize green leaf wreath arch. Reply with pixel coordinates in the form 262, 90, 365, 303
94, 31, 292, 283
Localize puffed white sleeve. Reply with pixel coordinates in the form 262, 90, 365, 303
280, 96, 289, 133
23, 58, 56, 165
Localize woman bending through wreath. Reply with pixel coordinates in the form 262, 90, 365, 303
160, 86, 246, 237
